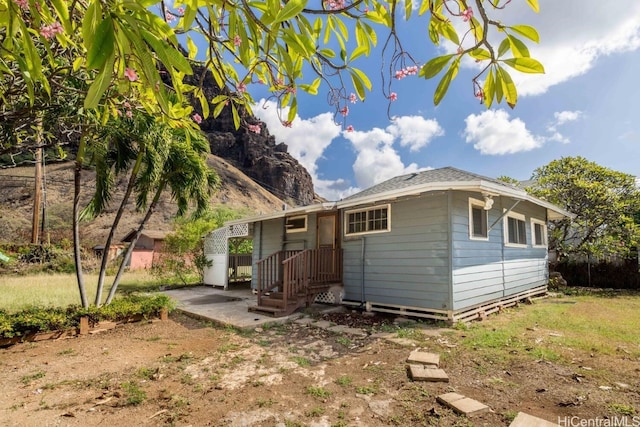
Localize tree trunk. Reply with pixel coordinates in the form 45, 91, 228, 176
105, 183, 165, 305
94, 151, 143, 306
31, 116, 43, 244
73, 137, 89, 308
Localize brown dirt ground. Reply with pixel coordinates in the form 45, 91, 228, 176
0, 310, 638, 427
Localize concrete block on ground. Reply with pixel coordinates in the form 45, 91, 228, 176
509, 412, 558, 427
294, 317, 315, 325
312, 320, 332, 329
437, 392, 490, 417
407, 350, 439, 367
407, 364, 449, 382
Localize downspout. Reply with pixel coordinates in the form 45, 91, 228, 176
361, 236, 366, 306
447, 191, 454, 316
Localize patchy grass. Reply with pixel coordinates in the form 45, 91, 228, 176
305, 386, 331, 399
0, 271, 164, 312
453, 294, 640, 363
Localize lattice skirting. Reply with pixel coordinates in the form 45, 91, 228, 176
314, 286, 344, 304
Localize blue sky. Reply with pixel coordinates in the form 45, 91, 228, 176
246, 1, 640, 201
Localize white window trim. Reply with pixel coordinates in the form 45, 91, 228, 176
531, 218, 548, 248
468, 197, 489, 241
285, 215, 307, 233
344, 204, 391, 237
503, 211, 528, 248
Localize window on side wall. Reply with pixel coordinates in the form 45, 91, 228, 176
468, 198, 488, 240
504, 212, 527, 246
345, 205, 390, 236
531, 219, 547, 247
285, 215, 307, 233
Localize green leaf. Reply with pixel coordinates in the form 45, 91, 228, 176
187, 36, 198, 60
497, 65, 517, 108
212, 98, 227, 118
288, 97, 297, 123
470, 17, 484, 42
349, 44, 369, 62
483, 67, 495, 108
526, 0, 540, 13
469, 49, 491, 61
351, 67, 371, 91
231, 102, 240, 129
494, 67, 504, 104
86, 17, 115, 70
84, 56, 115, 109
502, 57, 545, 74
497, 38, 510, 58
419, 54, 454, 79
510, 25, 540, 43
507, 34, 530, 58
141, 30, 192, 75
433, 57, 460, 106
440, 21, 460, 45
405, 0, 412, 20
319, 48, 336, 59
82, 1, 100, 47
274, 0, 307, 24
50, 0, 71, 33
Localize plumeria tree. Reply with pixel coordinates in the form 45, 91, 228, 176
2, 0, 543, 139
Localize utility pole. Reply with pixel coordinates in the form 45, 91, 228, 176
31, 116, 43, 244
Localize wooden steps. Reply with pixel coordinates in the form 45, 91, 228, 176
249, 284, 337, 317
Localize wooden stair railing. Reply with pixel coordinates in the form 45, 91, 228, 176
251, 248, 343, 317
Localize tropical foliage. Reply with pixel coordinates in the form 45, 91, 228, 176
528, 157, 640, 259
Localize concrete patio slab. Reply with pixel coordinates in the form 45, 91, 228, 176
406, 350, 439, 367
162, 285, 306, 329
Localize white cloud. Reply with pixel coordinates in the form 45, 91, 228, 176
343, 127, 427, 189
385, 116, 444, 152
553, 110, 582, 126
252, 100, 341, 179
546, 110, 582, 142
463, 110, 544, 155
451, 1, 640, 96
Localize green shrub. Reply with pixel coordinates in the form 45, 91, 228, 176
0, 294, 174, 339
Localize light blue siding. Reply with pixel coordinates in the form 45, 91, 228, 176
342, 194, 451, 310
450, 191, 549, 310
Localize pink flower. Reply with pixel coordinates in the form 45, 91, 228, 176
389, 92, 398, 101
475, 89, 484, 101
461, 7, 473, 22
192, 113, 202, 124
346, 125, 354, 132
165, 12, 175, 22
339, 106, 349, 117
457, 46, 464, 54
349, 93, 357, 104
257, 78, 265, 85
123, 101, 131, 109
177, 7, 184, 14
287, 86, 296, 94
282, 121, 292, 128
406, 65, 418, 75
126, 110, 133, 118
234, 35, 241, 47
124, 68, 139, 82
237, 82, 246, 93
40, 22, 63, 40
395, 70, 405, 80
13, 0, 29, 10
248, 124, 261, 133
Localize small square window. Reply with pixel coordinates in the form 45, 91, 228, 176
468, 198, 488, 239
285, 215, 307, 233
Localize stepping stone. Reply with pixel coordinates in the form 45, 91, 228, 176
312, 320, 332, 329
327, 325, 367, 336
406, 350, 439, 367
407, 364, 449, 382
436, 392, 489, 417
294, 317, 315, 325
509, 412, 558, 427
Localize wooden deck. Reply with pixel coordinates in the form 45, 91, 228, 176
249, 248, 343, 317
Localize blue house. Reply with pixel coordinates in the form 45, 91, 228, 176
205, 167, 573, 322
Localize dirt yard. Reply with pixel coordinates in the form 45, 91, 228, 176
0, 309, 638, 427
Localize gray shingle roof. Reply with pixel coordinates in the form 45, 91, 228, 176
342, 166, 515, 201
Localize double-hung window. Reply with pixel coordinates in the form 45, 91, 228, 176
504, 212, 527, 246
468, 198, 488, 240
285, 215, 307, 233
531, 219, 547, 247
345, 205, 390, 236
